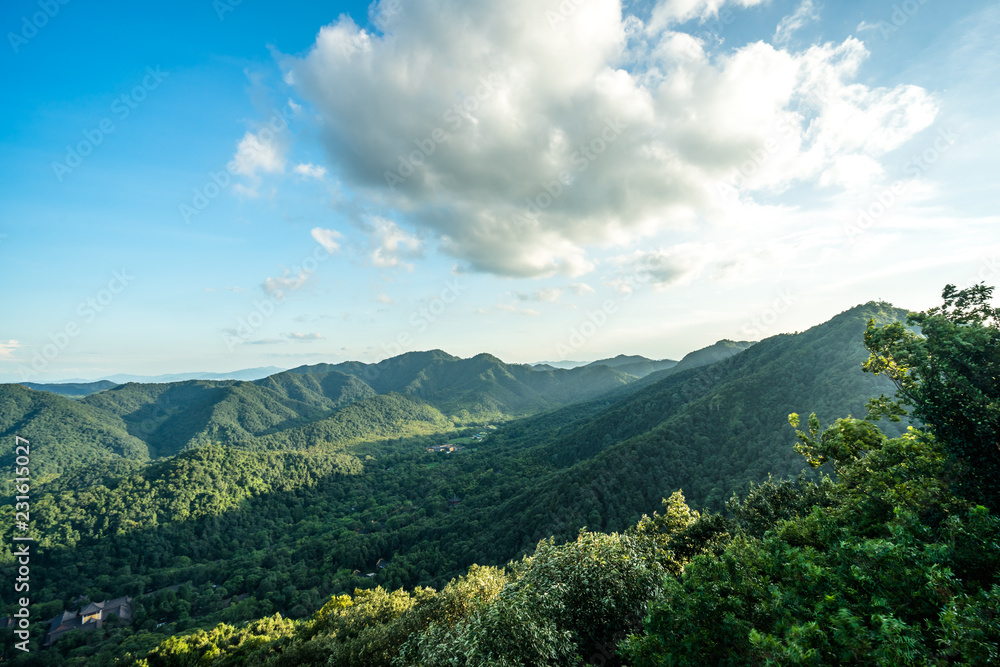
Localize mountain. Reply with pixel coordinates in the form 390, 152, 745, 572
54, 366, 286, 384
530, 360, 588, 369
585, 354, 679, 377
19, 380, 118, 397
584, 354, 653, 368
0, 302, 925, 665
0, 384, 150, 481
287, 350, 637, 418
479, 303, 908, 554
668, 338, 754, 374
0, 351, 637, 474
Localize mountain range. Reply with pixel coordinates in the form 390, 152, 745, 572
0, 300, 915, 664
43, 366, 287, 385
2, 342, 753, 478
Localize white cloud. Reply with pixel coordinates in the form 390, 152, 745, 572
233, 131, 286, 178
263, 268, 311, 299
368, 217, 423, 269
0, 340, 20, 359
648, 0, 766, 32
286, 332, 324, 341
311, 227, 344, 253
288, 0, 937, 279
294, 162, 327, 179
774, 0, 820, 45
377, 293, 393, 304
570, 282, 596, 295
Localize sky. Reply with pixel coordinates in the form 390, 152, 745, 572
1, 0, 998, 382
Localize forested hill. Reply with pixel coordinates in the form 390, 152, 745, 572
476, 301, 910, 554
284, 350, 639, 415
583, 354, 678, 377
0, 300, 939, 664
18, 380, 118, 397
0, 350, 637, 478
0, 384, 149, 480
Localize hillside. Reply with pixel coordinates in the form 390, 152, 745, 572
0, 384, 150, 481
1, 351, 638, 475
0, 302, 939, 665
293, 350, 637, 416
18, 380, 118, 397
585, 354, 679, 378
474, 302, 908, 554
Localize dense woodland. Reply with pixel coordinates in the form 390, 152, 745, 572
1, 288, 997, 665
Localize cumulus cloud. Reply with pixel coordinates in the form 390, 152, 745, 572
294, 162, 327, 179
233, 131, 286, 178
311, 227, 344, 253
287, 0, 937, 278
367, 217, 423, 269
0, 340, 20, 359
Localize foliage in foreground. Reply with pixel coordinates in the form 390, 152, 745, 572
134, 492, 711, 666
623, 283, 1000, 665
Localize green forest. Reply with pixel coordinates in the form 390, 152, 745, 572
1, 287, 997, 665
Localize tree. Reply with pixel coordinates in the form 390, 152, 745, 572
622, 414, 1000, 666
863, 283, 1000, 509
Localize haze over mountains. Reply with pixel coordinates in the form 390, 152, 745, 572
44, 367, 288, 385
2, 339, 755, 478
23, 346, 732, 400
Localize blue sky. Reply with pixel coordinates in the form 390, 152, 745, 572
1, 0, 997, 382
